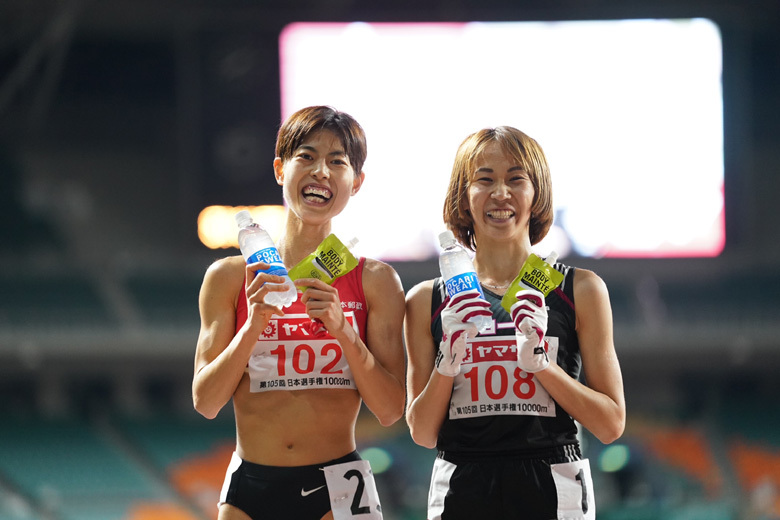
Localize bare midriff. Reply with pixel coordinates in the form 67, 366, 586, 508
232, 372, 361, 467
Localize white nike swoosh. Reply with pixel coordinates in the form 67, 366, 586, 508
300, 485, 326, 497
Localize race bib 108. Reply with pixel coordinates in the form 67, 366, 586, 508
448, 335, 558, 419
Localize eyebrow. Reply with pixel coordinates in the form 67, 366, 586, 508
298, 144, 347, 157
474, 165, 525, 173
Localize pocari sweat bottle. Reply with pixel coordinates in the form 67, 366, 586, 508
235, 210, 297, 308
438, 230, 491, 333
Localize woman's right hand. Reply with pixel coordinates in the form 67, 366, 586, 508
437, 289, 492, 377
244, 262, 287, 326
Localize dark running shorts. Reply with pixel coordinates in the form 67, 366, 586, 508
428, 445, 595, 520
219, 450, 361, 519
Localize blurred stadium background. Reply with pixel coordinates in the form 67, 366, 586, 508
1, 0, 779, 519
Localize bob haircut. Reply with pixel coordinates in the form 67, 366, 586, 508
443, 126, 553, 250
275, 105, 367, 176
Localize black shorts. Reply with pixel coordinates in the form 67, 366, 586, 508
428, 445, 595, 520
219, 451, 361, 520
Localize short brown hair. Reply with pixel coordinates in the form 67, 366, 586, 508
443, 126, 553, 250
275, 106, 367, 176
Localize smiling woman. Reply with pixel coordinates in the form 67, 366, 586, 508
192, 106, 406, 520
404, 126, 625, 520
273, 127, 364, 225
446, 127, 552, 255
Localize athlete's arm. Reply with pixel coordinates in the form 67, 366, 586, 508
533, 268, 625, 444
404, 280, 454, 449
295, 259, 406, 426
192, 257, 285, 419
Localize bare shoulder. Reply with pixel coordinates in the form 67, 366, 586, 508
406, 279, 435, 305
201, 255, 246, 299
404, 279, 436, 326
361, 257, 403, 291
404, 279, 436, 352
572, 268, 612, 331
204, 254, 244, 280
573, 267, 609, 301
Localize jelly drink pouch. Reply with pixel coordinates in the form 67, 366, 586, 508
501, 252, 564, 313
288, 234, 359, 289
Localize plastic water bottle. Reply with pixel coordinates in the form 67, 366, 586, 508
235, 210, 297, 308
438, 230, 491, 332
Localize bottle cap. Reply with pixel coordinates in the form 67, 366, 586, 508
438, 230, 456, 248
235, 210, 253, 228
346, 237, 359, 250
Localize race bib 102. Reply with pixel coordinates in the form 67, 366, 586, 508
247, 313, 357, 392
448, 334, 558, 420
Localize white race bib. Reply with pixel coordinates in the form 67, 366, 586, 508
247, 313, 357, 392
449, 335, 558, 419
324, 459, 383, 519
551, 458, 596, 520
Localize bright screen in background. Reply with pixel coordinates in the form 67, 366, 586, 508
279, 19, 724, 261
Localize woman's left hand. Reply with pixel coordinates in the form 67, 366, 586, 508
294, 278, 349, 337
510, 289, 550, 372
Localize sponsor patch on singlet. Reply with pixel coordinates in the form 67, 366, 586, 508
448, 333, 559, 419
247, 313, 357, 392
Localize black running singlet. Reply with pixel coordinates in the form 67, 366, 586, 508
431, 263, 582, 454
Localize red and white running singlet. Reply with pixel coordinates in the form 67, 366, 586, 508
235, 257, 368, 393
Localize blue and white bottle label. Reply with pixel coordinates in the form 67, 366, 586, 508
248, 247, 289, 275
445, 272, 485, 298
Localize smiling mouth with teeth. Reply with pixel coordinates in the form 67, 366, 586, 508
302, 186, 332, 202
487, 209, 515, 219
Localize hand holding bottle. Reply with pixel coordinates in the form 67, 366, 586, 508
244, 261, 290, 314
437, 290, 492, 377
438, 230, 492, 333
510, 289, 549, 373
235, 210, 297, 308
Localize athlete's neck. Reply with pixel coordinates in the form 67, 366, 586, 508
277, 213, 332, 267
473, 238, 533, 287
